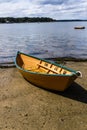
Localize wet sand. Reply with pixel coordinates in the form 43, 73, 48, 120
0, 61, 87, 130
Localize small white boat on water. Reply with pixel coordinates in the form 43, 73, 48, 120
74, 26, 85, 29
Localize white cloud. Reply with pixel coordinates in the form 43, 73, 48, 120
0, 0, 87, 19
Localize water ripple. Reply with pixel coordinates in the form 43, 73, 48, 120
0, 22, 87, 66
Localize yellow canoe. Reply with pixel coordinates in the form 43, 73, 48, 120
15, 51, 82, 91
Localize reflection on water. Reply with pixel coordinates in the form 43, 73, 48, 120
0, 22, 87, 65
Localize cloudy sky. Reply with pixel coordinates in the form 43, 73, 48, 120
0, 0, 87, 20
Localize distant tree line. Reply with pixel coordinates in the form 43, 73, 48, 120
56, 19, 87, 22
0, 17, 56, 23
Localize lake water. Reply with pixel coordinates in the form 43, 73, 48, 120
0, 22, 87, 65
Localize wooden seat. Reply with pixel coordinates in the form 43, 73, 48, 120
37, 63, 59, 74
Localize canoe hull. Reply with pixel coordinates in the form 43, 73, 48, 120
15, 52, 80, 91
18, 68, 77, 91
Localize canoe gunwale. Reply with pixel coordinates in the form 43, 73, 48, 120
15, 51, 77, 77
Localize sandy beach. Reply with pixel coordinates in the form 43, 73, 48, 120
0, 61, 87, 130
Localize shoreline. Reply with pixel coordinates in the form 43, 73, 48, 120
0, 61, 87, 129
0, 58, 87, 68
